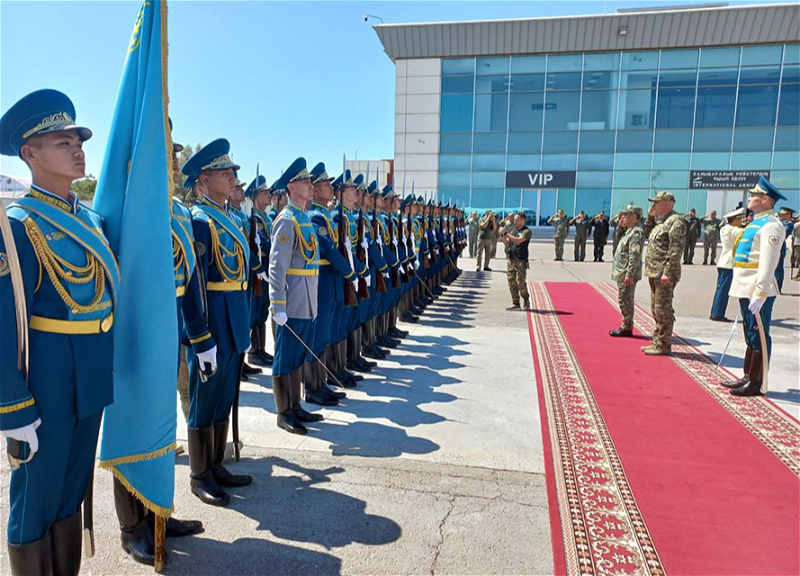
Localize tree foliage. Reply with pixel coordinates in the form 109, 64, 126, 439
71, 174, 97, 201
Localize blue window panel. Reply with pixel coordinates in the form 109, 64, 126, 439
658, 69, 698, 88
505, 188, 529, 211
785, 44, 800, 64
542, 154, 577, 170
695, 85, 736, 128
739, 66, 781, 85
584, 53, 620, 71
615, 153, 652, 170
698, 67, 738, 86
654, 130, 693, 152
660, 49, 699, 69
546, 72, 582, 91
440, 133, 472, 154
472, 133, 507, 153
653, 152, 691, 170
507, 132, 542, 154
741, 45, 783, 66
441, 76, 475, 94
577, 171, 613, 189
470, 189, 503, 210
444, 190, 471, 208
730, 152, 772, 170
736, 85, 779, 126
618, 90, 655, 129
700, 47, 740, 68
621, 70, 658, 89
656, 87, 695, 129
443, 58, 475, 75
583, 71, 618, 90
579, 131, 616, 153
774, 127, 800, 150
783, 65, 800, 84
510, 74, 545, 92
616, 131, 654, 152
440, 94, 474, 132
778, 83, 800, 126
576, 189, 612, 216
685, 189, 708, 215
771, 171, 800, 190
477, 57, 510, 75
472, 172, 505, 188
507, 155, 542, 170
651, 171, 688, 189
511, 55, 546, 73
612, 189, 652, 215
692, 152, 731, 170
475, 75, 510, 93
509, 92, 544, 132
772, 151, 800, 170
578, 154, 614, 170
622, 51, 659, 70
543, 131, 579, 153
733, 127, 775, 152
693, 129, 733, 152
556, 189, 576, 216
613, 171, 651, 188
544, 91, 581, 130
547, 54, 583, 72
474, 93, 509, 132
439, 155, 472, 171
581, 91, 618, 130
472, 155, 506, 171
438, 172, 471, 188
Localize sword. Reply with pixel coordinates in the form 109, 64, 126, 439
281, 322, 347, 391
717, 308, 741, 367
755, 311, 769, 394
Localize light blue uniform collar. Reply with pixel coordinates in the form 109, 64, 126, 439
31, 184, 80, 213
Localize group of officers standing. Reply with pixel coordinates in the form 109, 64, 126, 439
0, 89, 466, 575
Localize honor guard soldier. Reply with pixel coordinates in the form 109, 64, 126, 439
306, 162, 357, 404
609, 206, 645, 337
775, 206, 795, 290
181, 139, 253, 507
268, 158, 324, 435
374, 182, 402, 349
0, 90, 118, 576
710, 208, 746, 322
722, 176, 786, 397
245, 176, 274, 368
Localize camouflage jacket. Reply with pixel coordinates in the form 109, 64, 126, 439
644, 211, 686, 281
612, 226, 645, 282
548, 215, 569, 238
700, 216, 721, 240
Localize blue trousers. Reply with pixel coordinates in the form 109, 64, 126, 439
187, 349, 239, 428
739, 296, 775, 357
312, 296, 336, 355
710, 268, 733, 319
274, 318, 314, 376
7, 411, 102, 544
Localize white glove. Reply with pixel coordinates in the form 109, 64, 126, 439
257, 272, 268, 282
377, 235, 384, 247
344, 236, 352, 250
351, 280, 359, 292
274, 312, 288, 326
365, 275, 371, 288
361, 239, 369, 251
2, 418, 41, 457
392, 238, 399, 249
196, 346, 218, 375
748, 295, 766, 315
414, 258, 421, 270
383, 272, 390, 280
254, 233, 262, 249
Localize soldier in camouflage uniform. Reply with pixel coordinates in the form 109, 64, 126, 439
700, 211, 721, 265
643, 191, 686, 355
502, 212, 532, 310
547, 210, 568, 261
683, 208, 701, 264
610, 211, 624, 256
609, 206, 645, 337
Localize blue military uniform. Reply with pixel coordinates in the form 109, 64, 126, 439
0, 90, 117, 575
775, 207, 794, 291
245, 176, 273, 367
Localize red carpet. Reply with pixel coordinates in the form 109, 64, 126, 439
528, 281, 800, 576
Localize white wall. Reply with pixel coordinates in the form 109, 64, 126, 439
394, 57, 441, 200
346, 160, 391, 191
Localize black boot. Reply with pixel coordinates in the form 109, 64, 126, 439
7, 533, 53, 576
293, 403, 324, 423
341, 368, 363, 382
389, 326, 409, 338
609, 327, 633, 337
50, 510, 83, 576
331, 372, 357, 389
323, 385, 346, 400
114, 479, 155, 566
277, 410, 307, 435
241, 362, 261, 375
722, 347, 752, 388
732, 350, 764, 396
146, 513, 204, 538
212, 420, 252, 487
256, 324, 274, 365
188, 427, 229, 506
247, 327, 270, 366
305, 387, 339, 406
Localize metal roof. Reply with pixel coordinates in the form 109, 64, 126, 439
374, 3, 800, 61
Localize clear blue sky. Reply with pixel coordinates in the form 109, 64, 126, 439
0, 0, 789, 185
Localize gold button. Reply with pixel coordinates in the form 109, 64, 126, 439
100, 315, 113, 333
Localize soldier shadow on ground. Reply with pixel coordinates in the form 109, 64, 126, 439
165, 457, 401, 576
766, 388, 800, 405
770, 317, 800, 331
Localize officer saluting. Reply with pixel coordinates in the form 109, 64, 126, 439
1, 90, 118, 575
181, 139, 253, 507
722, 176, 786, 397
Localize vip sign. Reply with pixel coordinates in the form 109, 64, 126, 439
505, 171, 576, 188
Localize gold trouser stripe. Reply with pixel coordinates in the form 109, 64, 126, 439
30, 312, 114, 335
287, 268, 319, 276
207, 281, 248, 291
176, 285, 186, 297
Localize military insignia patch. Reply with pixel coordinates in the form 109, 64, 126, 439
318, 227, 328, 237
0, 253, 8, 276
196, 242, 206, 256
769, 235, 780, 246
278, 233, 290, 245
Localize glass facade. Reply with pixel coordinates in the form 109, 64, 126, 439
438, 45, 800, 225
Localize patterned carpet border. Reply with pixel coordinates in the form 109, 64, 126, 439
591, 281, 800, 478
528, 281, 666, 576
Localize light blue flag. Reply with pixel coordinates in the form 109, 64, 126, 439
93, 0, 177, 517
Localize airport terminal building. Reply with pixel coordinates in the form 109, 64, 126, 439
374, 3, 799, 225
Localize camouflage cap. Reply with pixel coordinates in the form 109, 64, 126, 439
623, 204, 644, 218
648, 191, 675, 203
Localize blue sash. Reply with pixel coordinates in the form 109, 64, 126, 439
13, 197, 120, 301
194, 200, 250, 264
171, 210, 196, 281
733, 213, 769, 267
